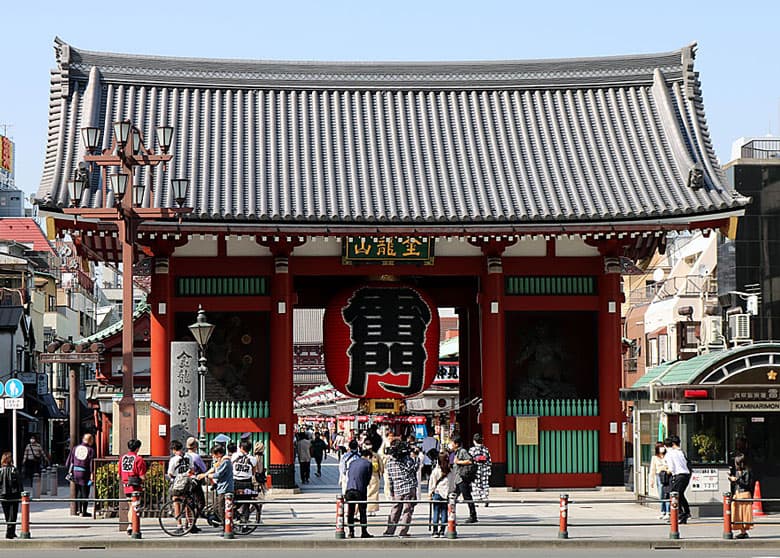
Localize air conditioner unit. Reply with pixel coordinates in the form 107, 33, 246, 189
664, 402, 698, 414
728, 313, 752, 343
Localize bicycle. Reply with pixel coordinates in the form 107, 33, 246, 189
159, 483, 220, 536
233, 488, 263, 535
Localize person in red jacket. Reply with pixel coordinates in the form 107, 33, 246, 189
118, 439, 147, 535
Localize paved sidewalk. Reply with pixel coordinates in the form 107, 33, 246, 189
10, 454, 780, 549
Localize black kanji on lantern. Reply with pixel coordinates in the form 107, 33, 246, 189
342, 287, 432, 397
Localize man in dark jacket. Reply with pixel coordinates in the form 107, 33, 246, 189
310, 432, 328, 478
345, 449, 374, 538
0, 451, 23, 539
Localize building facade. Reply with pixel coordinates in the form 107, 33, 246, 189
35, 40, 746, 488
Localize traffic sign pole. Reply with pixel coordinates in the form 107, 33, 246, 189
12, 407, 17, 467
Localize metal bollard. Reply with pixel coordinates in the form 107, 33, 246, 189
722, 492, 733, 539
32, 473, 41, 499
446, 492, 457, 539
335, 495, 346, 539
669, 491, 680, 540
558, 493, 569, 539
223, 493, 235, 539
40, 468, 48, 496
50, 467, 58, 498
130, 492, 142, 539
20, 491, 31, 539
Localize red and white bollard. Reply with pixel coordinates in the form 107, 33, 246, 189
558, 493, 569, 539
223, 493, 235, 539
446, 493, 457, 539
130, 492, 142, 539
335, 495, 346, 539
669, 491, 680, 540
20, 491, 31, 539
722, 492, 733, 539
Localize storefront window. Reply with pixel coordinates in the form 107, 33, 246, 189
682, 413, 727, 464
639, 412, 661, 465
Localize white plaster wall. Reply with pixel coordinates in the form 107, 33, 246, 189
555, 237, 601, 257
503, 238, 547, 257
174, 237, 218, 257
294, 238, 342, 257
226, 237, 271, 257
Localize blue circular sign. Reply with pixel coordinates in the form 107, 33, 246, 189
5, 379, 23, 398
0, 381, 4, 397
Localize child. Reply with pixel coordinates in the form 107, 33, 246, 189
199, 444, 234, 531
427, 451, 454, 538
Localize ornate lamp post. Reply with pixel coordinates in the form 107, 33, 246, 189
188, 305, 215, 454
65, 121, 191, 457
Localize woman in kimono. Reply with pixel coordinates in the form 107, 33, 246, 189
468, 433, 492, 506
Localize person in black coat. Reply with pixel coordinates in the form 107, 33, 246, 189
0, 451, 23, 539
345, 448, 374, 538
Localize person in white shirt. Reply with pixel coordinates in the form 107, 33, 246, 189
231, 440, 258, 498
427, 451, 454, 538
664, 436, 691, 522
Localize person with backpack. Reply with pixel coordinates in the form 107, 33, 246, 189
450, 434, 477, 523
469, 433, 492, 506
427, 451, 454, 538
22, 435, 47, 488
167, 440, 194, 534
0, 451, 23, 539
118, 439, 147, 535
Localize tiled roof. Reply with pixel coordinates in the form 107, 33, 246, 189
0, 219, 54, 254
37, 40, 747, 226
80, 297, 149, 344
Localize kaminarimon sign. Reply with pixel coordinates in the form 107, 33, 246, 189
324, 284, 439, 399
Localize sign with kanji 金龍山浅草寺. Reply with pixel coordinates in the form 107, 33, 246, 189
343, 237, 434, 265
170, 342, 199, 443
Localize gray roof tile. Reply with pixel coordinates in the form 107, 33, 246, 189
37, 40, 747, 226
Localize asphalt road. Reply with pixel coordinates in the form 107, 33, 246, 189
2, 550, 778, 558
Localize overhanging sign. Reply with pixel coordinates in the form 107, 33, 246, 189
40, 352, 102, 364
343, 237, 434, 265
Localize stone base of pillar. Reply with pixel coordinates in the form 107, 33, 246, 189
489, 462, 507, 487
599, 461, 624, 486
268, 464, 297, 489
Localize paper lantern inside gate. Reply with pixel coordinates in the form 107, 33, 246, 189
324, 283, 440, 399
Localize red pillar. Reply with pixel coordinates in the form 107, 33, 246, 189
479, 254, 507, 485
150, 255, 173, 457
598, 269, 624, 485
269, 254, 296, 488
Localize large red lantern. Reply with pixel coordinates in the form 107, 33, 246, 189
324, 283, 440, 399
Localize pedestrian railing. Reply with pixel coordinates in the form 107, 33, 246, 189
6, 490, 779, 541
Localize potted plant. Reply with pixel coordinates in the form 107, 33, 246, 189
690, 432, 722, 463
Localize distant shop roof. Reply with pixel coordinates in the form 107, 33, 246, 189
37, 40, 746, 227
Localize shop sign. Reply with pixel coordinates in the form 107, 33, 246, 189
170, 342, 199, 442
343, 236, 434, 265
691, 468, 719, 491
730, 401, 780, 412
324, 283, 439, 399
515, 416, 539, 446
728, 388, 780, 401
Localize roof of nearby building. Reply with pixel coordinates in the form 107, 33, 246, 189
0, 306, 24, 332
0, 219, 54, 254
633, 342, 780, 387
37, 40, 747, 227
79, 298, 150, 344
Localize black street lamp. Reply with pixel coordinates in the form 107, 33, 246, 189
188, 305, 215, 454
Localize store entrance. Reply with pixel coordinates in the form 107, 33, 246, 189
729, 414, 780, 511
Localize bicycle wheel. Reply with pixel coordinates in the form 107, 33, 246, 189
203, 504, 222, 528
159, 500, 196, 536
234, 502, 261, 535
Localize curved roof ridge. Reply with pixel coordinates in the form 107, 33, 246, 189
55, 37, 687, 89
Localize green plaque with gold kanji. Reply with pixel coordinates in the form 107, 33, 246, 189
343, 237, 435, 265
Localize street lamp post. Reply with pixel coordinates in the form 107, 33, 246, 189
188, 306, 215, 455
65, 121, 191, 456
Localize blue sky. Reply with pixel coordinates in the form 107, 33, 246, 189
2, 0, 779, 198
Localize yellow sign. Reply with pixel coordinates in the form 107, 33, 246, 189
515, 416, 539, 446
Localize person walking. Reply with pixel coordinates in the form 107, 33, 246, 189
729, 453, 754, 539
334, 432, 347, 458
428, 451, 454, 538
366, 445, 384, 516
469, 433, 492, 506
0, 452, 23, 539
649, 442, 671, 520
665, 436, 691, 523
382, 440, 419, 538
252, 441, 266, 522
450, 434, 477, 523
22, 435, 46, 488
297, 433, 312, 484
310, 432, 328, 478
345, 448, 374, 538
118, 439, 147, 535
65, 433, 96, 517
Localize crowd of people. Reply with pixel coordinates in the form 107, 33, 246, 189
294, 425, 493, 538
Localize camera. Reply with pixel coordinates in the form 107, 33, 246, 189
387, 441, 411, 459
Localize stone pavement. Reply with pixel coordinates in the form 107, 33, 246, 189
9, 454, 780, 549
